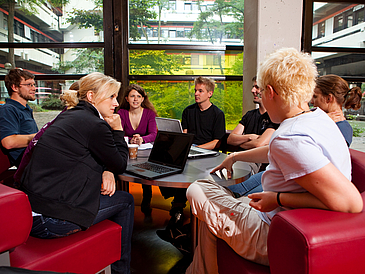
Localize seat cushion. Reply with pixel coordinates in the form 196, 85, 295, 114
217, 238, 270, 274
10, 220, 121, 274
0, 184, 32, 254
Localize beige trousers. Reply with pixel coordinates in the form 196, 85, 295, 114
186, 179, 269, 274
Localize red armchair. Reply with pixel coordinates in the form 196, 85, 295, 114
0, 183, 122, 274
217, 148, 365, 274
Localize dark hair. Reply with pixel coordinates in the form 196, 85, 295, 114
119, 84, 157, 115
315, 74, 362, 110
5, 69, 35, 96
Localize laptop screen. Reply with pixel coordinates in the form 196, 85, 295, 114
149, 131, 193, 169
155, 117, 183, 133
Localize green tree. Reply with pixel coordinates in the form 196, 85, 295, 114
55, 0, 157, 73
0, 0, 69, 68
129, 0, 157, 43
189, 0, 244, 44
129, 50, 183, 75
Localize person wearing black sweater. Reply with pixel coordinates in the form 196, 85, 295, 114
21, 72, 134, 274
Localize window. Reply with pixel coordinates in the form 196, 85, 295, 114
305, 1, 365, 81
184, 3, 192, 11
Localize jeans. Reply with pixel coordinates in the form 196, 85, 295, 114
228, 171, 264, 197
31, 191, 134, 274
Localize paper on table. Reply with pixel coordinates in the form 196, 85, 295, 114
138, 143, 153, 150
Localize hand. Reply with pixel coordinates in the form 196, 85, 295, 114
101, 171, 116, 196
210, 153, 235, 179
131, 134, 143, 145
327, 110, 345, 123
104, 114, 123, 131
248, 191, 278, 212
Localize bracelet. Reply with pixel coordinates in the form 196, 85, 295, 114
277, 192, 283, 207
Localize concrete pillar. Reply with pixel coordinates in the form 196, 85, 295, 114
243, 0, 304, 114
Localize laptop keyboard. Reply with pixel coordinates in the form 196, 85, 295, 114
189, 149, 201, 155
134, 162, 175, 174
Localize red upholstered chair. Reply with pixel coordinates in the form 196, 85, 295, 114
217, 148, 365, 274
0, 148, 16, 187
0, 184, 122, 274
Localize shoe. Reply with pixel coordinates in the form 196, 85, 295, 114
156, 223, 191, 256
168, 207, 185, 227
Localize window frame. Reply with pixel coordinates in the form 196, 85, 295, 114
303, 0, 365, 83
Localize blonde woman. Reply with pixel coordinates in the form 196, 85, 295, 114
20, 72, 134, 274
185, 48, 363, 273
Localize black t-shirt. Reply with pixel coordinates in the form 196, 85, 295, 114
239, 108, 279, 135
182, 103, 226, 145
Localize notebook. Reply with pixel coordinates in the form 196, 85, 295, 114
125, 131, 194, 180
155, 117, 218, 158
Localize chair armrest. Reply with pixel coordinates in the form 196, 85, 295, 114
0, 184, 32, 254
268, 197, 365, 274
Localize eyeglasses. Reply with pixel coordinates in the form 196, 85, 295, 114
252, 85, 260, 90
19, 83, 37, 88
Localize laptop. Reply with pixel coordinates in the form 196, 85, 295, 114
125, 131, 194, 180
155, 117, 218, 158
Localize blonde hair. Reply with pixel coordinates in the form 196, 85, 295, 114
60, 81, 79, 109
194, 76, 215, 92
257, 48, 318, 107
78, 72, 121, 103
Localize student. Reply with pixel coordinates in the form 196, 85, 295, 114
311, 74, 362, 146
185, 48, 363, 273
182, 76, 226, 149
227, 76, 279, 150
157, 76, 226, 254
118, 84, 157, 215
20, 72, 134, 274
0, 69, 38, 167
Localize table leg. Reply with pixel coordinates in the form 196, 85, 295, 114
190, 209, 199, 255
116, 180, 129, 192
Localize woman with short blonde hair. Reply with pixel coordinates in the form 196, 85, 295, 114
185, 48, 363, 274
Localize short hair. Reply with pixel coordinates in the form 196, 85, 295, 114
5, 69, 35, 96
252, 76, 257, 82
194, 76, 215, 92
119, 84, 157, 115
257, 48, 318, 107
316, 74, 362, 111
78, 72, 121, 103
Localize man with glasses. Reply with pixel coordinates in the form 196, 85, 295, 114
227, 76, 279, 150
0, 69, 38, 167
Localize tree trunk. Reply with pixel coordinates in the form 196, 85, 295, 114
7, 0, 16, 68
158, 2, 162, 44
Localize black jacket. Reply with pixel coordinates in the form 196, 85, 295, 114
21, 101, 128, 228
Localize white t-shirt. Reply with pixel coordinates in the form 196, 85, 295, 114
258, 108, 351, 224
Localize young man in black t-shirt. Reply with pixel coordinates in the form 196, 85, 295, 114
157, 77, 225, 253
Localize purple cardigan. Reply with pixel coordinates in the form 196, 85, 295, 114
118, 108, 157, 144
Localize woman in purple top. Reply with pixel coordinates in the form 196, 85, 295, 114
118, 84, 158, 215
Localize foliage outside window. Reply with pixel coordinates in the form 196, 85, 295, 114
131, 80, 243, 130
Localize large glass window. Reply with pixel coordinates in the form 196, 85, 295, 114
128, 0, 244, 46
0, 0, 103, 81
308, 2, 365, 79
312, 3, 365, 48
